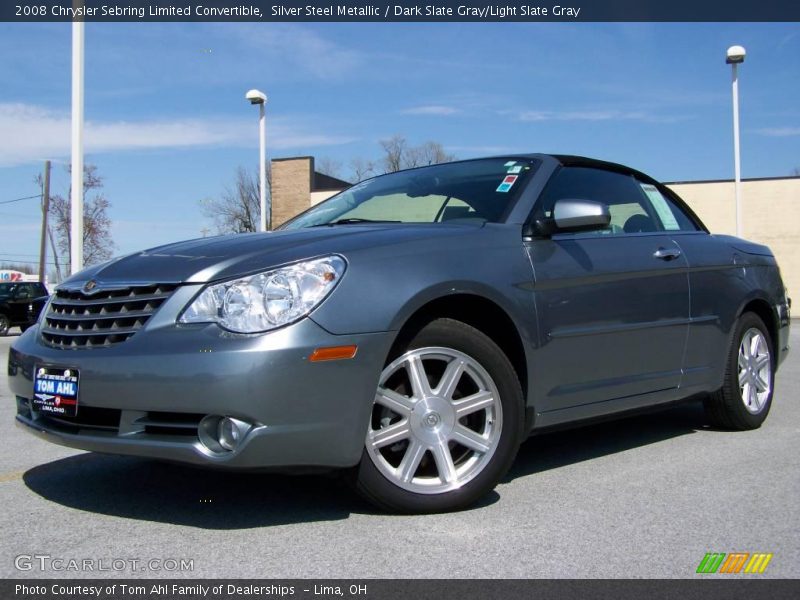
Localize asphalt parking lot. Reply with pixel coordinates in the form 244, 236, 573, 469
0, 327, 797, 579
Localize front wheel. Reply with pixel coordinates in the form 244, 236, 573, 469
354, 318, 524, 513
704, 312, 775, 430
0, 314, 10, 336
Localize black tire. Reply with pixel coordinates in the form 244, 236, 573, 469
354, 318, 524, 513
20, 324, 29, 333
704, 312, 775, 430
0, 314, 10, 337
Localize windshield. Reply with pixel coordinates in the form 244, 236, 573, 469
281, 158, 540, 230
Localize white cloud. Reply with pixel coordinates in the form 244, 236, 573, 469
220, 24, 363, 80
0, 103, 355, 166
755, 127, 800, 137
516, 109, 688, 124
401, 105, 461, 116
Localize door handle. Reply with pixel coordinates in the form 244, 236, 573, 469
653, 247, 682, 261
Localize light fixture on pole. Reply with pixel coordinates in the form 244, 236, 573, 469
245, 89, 268, 232
726, 45, 746, 237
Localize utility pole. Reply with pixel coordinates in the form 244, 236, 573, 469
48, 226, 63, 284
38, 160, 51, 283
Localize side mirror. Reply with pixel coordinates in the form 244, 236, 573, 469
523, 198, 612, 238
552, 198, 611, 233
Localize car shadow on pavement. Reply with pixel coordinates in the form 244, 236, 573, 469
505, 400, 709, 482
22, 454, 372, 528
22, 401, 705, 526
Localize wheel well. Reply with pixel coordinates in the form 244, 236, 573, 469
390, 294, 528, 400
740, 298, 778, 355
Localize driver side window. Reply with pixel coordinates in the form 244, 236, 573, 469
536, 166, 660, 235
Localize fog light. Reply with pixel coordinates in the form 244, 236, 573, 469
218, 417, 244, 451
198, 415, 254, 454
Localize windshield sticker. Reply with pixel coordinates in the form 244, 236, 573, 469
507, 165, 522, 174
504, 161, 517, 167
640, 183, 680, 230
496, 175, 518, 193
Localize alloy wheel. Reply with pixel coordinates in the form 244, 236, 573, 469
737, 327, 772, 414
366, 347, 503, 494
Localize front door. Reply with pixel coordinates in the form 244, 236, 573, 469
525, 166, 690, 413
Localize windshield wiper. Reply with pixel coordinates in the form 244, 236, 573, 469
310, 218, 402, 227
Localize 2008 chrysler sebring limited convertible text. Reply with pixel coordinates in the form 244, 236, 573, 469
8, 155, 791, 512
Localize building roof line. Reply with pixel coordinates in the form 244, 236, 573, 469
666, 175, 800, 185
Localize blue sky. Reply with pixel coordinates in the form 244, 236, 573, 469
0, 22, 798, 274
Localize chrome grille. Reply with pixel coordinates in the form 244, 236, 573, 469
41, 284, 178, 349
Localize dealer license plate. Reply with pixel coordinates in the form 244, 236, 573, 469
32, 366, 80, 417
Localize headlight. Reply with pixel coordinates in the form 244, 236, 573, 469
179, 255, 346, 333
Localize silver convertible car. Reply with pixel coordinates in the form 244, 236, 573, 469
8, 155, 791, 513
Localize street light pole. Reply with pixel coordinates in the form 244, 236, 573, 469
245, 89, 269, 232
71, 19, 85, 273
727, 45, 746, 238
259, 101, 267, 231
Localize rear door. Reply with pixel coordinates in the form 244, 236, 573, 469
525, 166, 690, 413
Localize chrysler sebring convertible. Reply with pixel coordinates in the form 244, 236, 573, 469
8, 154, 791, 512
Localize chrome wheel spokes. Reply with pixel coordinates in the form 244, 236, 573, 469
366, 347, 503, 494
737, 328, 772, 414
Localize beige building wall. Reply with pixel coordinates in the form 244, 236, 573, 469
311, 190, 338, 206
271, 157, 313, 228
668, 178, 800, 298
272, 157, 351, 226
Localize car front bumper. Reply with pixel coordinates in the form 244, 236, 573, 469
8, 310, 394, 470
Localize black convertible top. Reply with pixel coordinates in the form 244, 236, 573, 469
547, 154, 660, 185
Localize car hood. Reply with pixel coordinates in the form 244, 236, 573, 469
59, 224, 480, 288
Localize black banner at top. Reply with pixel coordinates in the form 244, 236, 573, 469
4, 0, 800, 22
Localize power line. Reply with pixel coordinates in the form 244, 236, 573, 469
0, 258, 61, 266
0, 212, 39, 219
0, 193, 42, 205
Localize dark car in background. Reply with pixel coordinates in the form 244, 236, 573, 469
8, 154, 791, 513
0, 281, 49, 336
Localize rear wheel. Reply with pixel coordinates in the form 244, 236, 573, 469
355, 318, 524, 513
0, 314, 10, 336
704, 312, 774, 430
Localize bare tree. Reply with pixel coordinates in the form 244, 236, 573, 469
349, 157, 377, 182
379, 135, 455, 172
315, 157, 343, 179
0, 262, 35, 274
380, 135, 409, 173
201, 165, 270, 234
404, 141, 456, 168
40, 165, 115, 271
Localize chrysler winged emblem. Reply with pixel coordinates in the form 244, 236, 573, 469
83, 280, 98, 293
